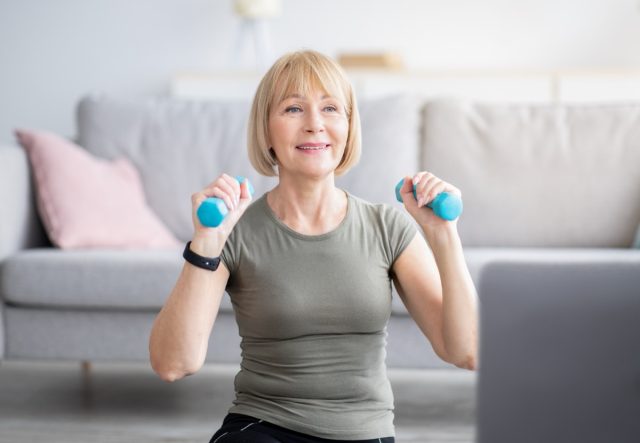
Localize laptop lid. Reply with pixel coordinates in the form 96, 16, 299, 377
477, 259, 640, 443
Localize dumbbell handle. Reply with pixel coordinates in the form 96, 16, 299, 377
395, 178, 463, 221
197, 176, 254, 228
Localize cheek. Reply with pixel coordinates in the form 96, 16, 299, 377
275, 115, 303, 131
268, 119, 288, 146
332, 119, 349, 144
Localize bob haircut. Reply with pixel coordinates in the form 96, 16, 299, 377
248, 50, 361, 177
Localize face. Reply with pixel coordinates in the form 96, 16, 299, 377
268, 87, 349, 180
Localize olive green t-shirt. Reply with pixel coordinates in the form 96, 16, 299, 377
220, 191, 417, 440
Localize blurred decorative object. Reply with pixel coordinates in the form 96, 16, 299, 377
234, 0, 281, 18
337, 52, 405, 70
231, 0, 282, 70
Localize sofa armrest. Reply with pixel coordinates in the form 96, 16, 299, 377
0, 145, 49, 260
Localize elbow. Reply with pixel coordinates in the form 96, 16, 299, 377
149, 351, 202, 383
151, 360, 198, 383
452, 354, 477, 371
435, 345, 477, 371
155, 368, 186, 383
441, 344, 477, 371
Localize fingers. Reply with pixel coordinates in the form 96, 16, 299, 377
192, 174, 246, 214
211, 174, 242, 209
191, 174, 254, 232
410, 172, 459, 207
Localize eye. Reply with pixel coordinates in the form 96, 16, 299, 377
285, 106, 302, 113
323, 105, 338, 112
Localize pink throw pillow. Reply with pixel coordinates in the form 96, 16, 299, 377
15, 129, 181, 249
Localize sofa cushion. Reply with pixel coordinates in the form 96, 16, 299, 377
422, 100, 640, 247
2, 247, 396, 315
0, 248, 237, 311
77, 94, 421, 242
389, 247, 640, 315
4, 307, 242, 363
8, 247, 635, 317
15, 129, 180, 250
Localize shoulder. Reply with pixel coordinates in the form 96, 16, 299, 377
347, 192, 414, 229
347, 192, 418, 266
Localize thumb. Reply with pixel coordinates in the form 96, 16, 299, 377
239, 178, 252, 200
237, 179, 253, 212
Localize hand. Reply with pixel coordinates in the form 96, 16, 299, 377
399, 172, 462, 230
191, 173, 253, 242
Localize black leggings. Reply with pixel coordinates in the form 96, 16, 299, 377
210, 413, 395, 443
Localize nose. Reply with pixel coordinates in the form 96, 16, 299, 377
304, 108, 324, 133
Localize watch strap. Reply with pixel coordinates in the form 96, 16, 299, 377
183, 241, 221, 271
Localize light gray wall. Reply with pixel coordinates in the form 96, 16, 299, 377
2, 0, 640, 143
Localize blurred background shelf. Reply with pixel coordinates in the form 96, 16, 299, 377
171, 69, 640, 103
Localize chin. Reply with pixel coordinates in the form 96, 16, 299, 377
298, 168, 337, 181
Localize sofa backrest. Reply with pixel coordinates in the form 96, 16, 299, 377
76, 94, 421, 242
76, 94, 640, 248
422, 99, 640, 247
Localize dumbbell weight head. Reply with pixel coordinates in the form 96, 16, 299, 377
197, 176, 254, 228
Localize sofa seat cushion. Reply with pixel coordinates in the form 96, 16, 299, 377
0, 248, 231, 313
390, 247, 640, 315
6, 247, 636, 316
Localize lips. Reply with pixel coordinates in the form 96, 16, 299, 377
296, 143, 330, 151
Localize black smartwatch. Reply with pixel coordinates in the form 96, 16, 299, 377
183, 241, 221, 271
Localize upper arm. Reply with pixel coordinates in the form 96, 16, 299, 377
391, 232, 449, 362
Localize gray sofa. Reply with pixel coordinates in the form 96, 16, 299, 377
1, 94, 640, 369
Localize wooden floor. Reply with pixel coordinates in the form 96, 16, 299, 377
0, 360, 476, 443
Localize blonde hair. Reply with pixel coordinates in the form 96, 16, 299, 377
247, 50, 361, 177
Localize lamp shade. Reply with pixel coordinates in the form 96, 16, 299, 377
234, 0, 282, 19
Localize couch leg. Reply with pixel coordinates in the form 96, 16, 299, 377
81, 360, 92, 383
81, 360, 93, 406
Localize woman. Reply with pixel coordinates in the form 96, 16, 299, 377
149, 50, 478, 442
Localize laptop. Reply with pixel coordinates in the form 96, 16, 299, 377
477, 258, 640, 443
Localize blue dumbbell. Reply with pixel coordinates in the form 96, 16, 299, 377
395, 178, 463, 221
197, 176, 255, 227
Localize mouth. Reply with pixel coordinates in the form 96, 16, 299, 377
296, 143, 331, 152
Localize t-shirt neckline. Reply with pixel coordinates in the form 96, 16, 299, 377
260, 190, 352, 241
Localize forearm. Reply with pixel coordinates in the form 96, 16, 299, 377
149, 236, 227, 381
423, 224, 478, 369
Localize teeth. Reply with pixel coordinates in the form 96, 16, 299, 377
298, 145, 328, 150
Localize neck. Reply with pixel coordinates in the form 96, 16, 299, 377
267, 173, 347, 234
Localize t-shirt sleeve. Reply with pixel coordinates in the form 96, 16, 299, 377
382, 205, 418, 269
